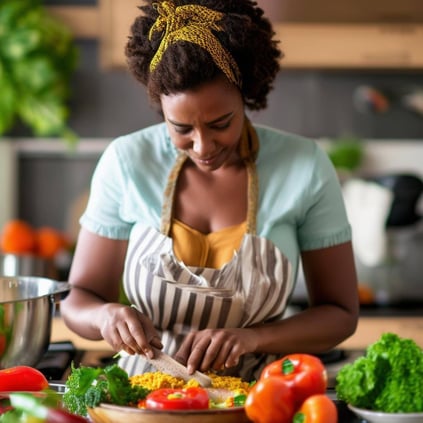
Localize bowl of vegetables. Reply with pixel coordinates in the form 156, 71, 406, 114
88, 395, 249, 423
336, 332, 423, 422
63, 363, 251, 423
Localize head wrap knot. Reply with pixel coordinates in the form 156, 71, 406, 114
149, 1, 242, 87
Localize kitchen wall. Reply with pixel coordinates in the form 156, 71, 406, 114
8, 37, 423, 233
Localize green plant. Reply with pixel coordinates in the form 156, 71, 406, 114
0, 0, 78, 143
327, 135, 363, 172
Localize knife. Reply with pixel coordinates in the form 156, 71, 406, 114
147, 348, 212, 387
118, 348, 212, 387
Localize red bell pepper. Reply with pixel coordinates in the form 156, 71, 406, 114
145, 387, 210, 410
261, 353, 327, 408
244, 376, 295, 423
293, 394, 338, 423
0, 366, 49, 392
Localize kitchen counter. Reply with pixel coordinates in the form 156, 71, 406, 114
51, 314, 423, 351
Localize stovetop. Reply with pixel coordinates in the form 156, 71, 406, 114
36, 342, 117, 381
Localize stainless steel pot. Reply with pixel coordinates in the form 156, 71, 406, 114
0, 276, 70, 369
0, 254, 52, 278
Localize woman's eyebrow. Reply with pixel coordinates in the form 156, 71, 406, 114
206, 112, 234, 125
167, 112, 234, 127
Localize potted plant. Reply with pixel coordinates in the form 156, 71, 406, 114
0, 0, 78, 144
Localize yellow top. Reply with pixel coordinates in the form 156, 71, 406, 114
171, 218, 246, 268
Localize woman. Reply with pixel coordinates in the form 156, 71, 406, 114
61, 0, 359, 381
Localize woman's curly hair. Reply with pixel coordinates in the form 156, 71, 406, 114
125, 0, 282, 110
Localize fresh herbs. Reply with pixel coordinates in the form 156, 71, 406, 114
335, 332, 423, 413
62, 363, 150, 416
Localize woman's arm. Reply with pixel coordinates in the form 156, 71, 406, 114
60, 228, 162, 356
252, 241, 359, 354
177, 241, 359, 372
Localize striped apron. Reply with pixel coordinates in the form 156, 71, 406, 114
119, 154, 294, 381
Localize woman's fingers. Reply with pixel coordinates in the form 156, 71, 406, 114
98, 304, 162, 357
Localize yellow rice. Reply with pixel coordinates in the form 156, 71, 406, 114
129, 371, 251, 395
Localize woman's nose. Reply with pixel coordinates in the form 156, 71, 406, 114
192, 129, 215, 156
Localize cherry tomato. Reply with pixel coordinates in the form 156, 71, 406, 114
261, 354, 327, 408
145, 387, 209, 410
0, 366, 49, 392
293, 394, 338, 423
244, 376, 295, 423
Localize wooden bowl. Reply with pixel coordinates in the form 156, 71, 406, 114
88, 404, 250, 423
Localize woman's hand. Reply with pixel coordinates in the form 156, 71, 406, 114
97, 303, 162, 358
175, 327, 258, 373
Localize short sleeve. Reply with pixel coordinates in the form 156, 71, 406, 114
80, 140, 133, 240
297, 145, 352, 251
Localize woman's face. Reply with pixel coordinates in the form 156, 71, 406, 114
160, 76, 245, 172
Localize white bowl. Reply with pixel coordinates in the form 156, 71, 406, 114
348, 404, 423, 423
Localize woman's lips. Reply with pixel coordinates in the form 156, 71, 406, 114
192, 151, 222, 166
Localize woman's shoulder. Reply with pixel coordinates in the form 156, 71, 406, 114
254, 124, 317, 152
102, 122, 178, 169
111, 122, 174, 153
253, 124, 325, 167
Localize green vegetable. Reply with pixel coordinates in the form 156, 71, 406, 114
0, 0, 78, 143
327, 136, 363, 171
62, 363, 150, 416
335, 332, 423, 413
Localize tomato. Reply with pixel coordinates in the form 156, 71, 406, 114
145, 387, 209, 410
0, 366, 49, 392
293, 394, 338, 423
244, 376, 295, 423
261, 354, 327, 408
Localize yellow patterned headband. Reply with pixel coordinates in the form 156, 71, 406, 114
149, 1, 242, 87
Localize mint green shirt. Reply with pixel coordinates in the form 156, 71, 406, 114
81, 123, 351, 280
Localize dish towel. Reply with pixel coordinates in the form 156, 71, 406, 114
342, 178, 394, 267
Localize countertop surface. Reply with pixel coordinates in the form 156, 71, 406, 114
51, 313, 423, 351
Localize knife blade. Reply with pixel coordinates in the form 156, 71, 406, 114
118, 348, 212, 387
148, 348, 212, 387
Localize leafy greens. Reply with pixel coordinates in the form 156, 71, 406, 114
335, 332, 423, 413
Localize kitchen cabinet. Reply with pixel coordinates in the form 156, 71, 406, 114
47, 0, 423, 70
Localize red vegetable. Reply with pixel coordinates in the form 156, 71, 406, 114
261, 353, 327, 408
293, 394, 338, 423
244, 376, 295, 423
0, 366, 49, 392
145, 387, 209, 410
45, 408, 88, 422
